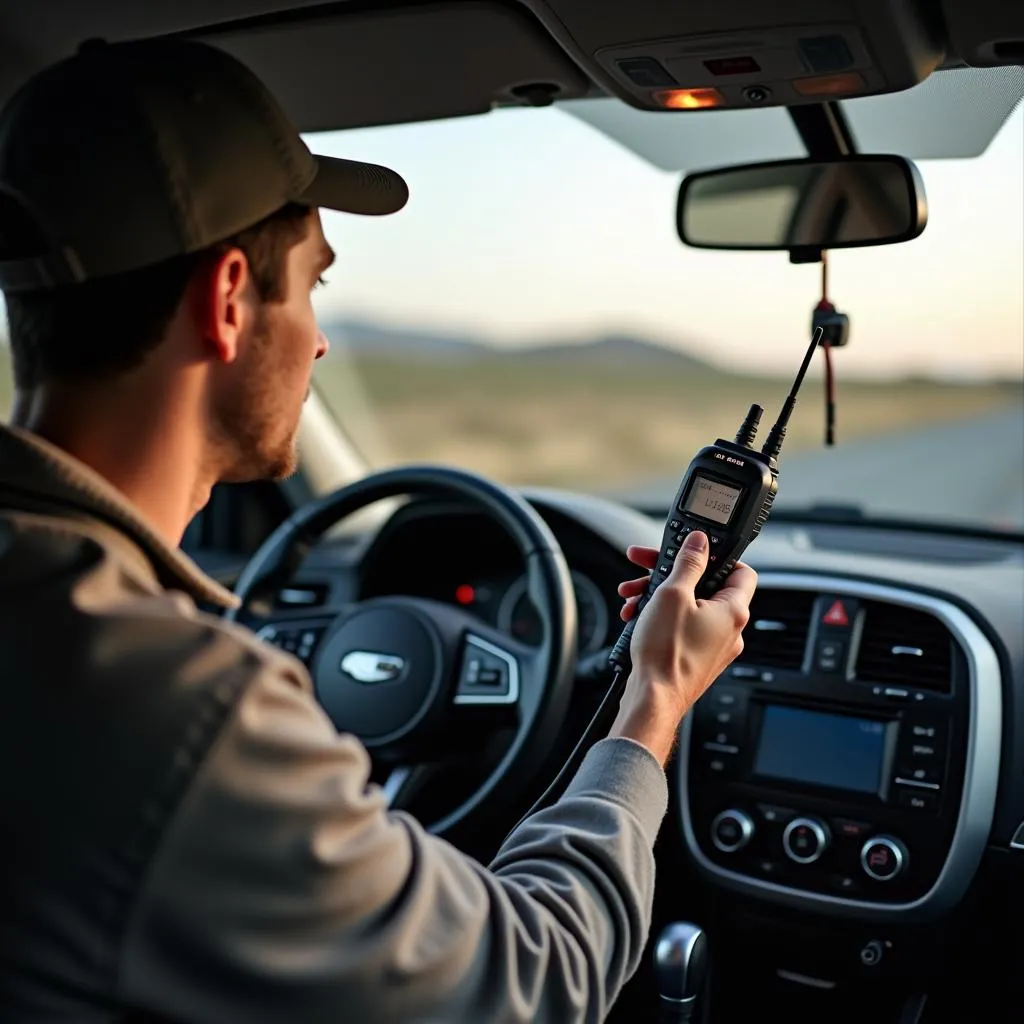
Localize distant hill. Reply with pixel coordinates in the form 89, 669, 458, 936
319, 318, 720, 373
320, 319, 488, 360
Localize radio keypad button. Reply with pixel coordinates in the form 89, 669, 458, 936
832, 817, 872, 839
908, 720, 946, 743
902, 717, 948, 752
897, 788, 939, 812
829, 874, 860, 894
703, 754, 736, 777
757, 803, 796, 825
712, 689, 739, 708
895, 763, 943, 787
816, 639, 845, 672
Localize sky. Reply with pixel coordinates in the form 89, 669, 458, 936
308, 97, 1024, 380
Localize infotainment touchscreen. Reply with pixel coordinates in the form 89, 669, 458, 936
753, 704, 890, 795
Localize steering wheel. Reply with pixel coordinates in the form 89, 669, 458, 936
225, 466, 578, 836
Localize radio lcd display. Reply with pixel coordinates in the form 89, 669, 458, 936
682, 475, 743, 526
753, 705, 889, 795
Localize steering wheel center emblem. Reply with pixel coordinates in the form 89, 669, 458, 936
340, 651, 407, 684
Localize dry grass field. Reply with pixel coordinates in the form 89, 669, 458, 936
2, 344, 1017, 494
312, 355, 1021, 491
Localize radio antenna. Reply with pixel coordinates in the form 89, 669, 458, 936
761, 325, 824, 461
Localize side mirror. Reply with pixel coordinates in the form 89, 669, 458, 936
676, 155, 927, 254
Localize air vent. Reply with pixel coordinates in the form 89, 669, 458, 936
854, 601, 953, 693
736, 588, 815, 671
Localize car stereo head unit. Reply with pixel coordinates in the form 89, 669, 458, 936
679, 577, 1002, 922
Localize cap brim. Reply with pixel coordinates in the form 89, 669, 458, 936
298, 155, 408, 216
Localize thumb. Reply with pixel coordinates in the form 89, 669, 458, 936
670, 530, 709, 590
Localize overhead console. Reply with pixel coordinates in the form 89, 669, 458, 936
678, 573, 1002, 922
524, 0, 946, 110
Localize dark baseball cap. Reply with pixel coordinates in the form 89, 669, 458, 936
0, 36, 409, 293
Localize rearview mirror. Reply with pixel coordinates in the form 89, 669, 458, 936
676, 155, 927, 252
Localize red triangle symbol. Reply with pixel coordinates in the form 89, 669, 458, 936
823, 600, 849, 626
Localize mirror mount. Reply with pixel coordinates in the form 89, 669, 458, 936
789, 245, 824, 265
787, 102, 855, 160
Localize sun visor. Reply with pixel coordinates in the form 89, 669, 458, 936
942, 0, 1024, 67
195, 2, 593, 133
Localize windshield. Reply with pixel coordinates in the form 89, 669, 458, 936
301, 93, 1023, 532
1, 87, 1020, 533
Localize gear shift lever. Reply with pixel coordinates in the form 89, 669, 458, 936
653, 922, 709, 1023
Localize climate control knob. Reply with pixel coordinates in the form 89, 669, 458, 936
710, 809, 754, 853
861, 836, 908, 881
782, 816, 831, 864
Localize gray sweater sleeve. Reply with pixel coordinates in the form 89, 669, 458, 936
119, 662, 669, 1024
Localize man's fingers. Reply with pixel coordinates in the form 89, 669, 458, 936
710, 561, 759, 609
617, 575, 650, 598
619, 594, 642, 622
667, 531, 709, 591
626, 545, 659, 571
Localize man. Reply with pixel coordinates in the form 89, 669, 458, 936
0, 37, 755, 1023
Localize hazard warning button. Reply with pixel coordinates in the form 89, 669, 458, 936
817, 596, 859, 631
823, 599, 849, 626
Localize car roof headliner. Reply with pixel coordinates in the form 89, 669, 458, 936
1, 1, 1022, 162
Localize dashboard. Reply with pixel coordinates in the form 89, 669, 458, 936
253, 484, 1024, 1005
356, 501, 627, 657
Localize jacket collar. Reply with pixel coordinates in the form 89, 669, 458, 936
0, 423, 240, 610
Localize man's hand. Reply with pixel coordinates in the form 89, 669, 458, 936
609, 531, 757, 765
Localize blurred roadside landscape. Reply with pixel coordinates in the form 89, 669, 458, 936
2, 320, 1020, 499
306, 319, 1023, 494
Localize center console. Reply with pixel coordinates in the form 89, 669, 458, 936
679, 573, 1002, 921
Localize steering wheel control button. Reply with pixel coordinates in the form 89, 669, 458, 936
256, 623, 326, 667
710, 810, 754, 853
782, 817, 830, 864
454, 634, 518, 705
860, 837, 907, 881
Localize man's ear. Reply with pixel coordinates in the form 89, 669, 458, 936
198, 248, 252, 365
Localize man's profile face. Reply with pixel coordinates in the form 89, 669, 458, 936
210, 211, 333, 483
